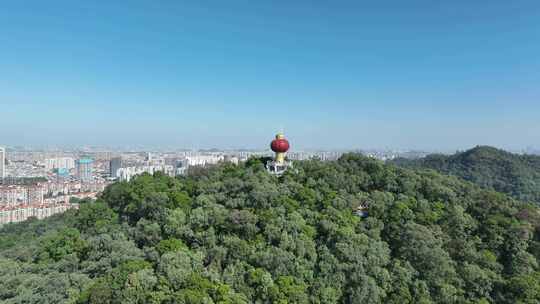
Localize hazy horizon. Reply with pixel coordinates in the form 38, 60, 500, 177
1, 1, 539, 150
1, 143, 539, 156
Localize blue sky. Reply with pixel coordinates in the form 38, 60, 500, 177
0, 0, 539, 150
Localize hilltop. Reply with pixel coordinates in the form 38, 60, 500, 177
392, 146, 540, 204
0, 154, 539, 303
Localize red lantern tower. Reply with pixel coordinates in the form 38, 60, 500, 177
270, 133, 290, 164
267, 132, 291, 175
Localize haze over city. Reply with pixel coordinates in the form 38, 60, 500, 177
1, 0, 539, 150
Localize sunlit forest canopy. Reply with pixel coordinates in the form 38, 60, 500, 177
1, 154, 539, 303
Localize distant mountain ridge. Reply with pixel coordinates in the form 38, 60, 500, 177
392, 146, 540, 204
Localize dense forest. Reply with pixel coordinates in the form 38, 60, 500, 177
0, 154, 539, 303
392, 146, 540, 205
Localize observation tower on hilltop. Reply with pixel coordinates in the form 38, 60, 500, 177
266, 132, 292, 175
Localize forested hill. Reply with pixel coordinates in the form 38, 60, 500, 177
392, 146, 540, 204
1, 154, 539, 303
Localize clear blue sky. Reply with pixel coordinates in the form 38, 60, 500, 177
1, 0, 539, 150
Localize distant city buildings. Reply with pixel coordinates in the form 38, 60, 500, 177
117, 165, 175, 182
0, 185, 29, 206
45, 157, 75, 171
56, 167, 70, 179
223, 155, 239, 165
0, 179, 108, 226
0, 147, 5, 179
174, 158, 189, 176
0, 204, 76, 225
0, 184, 47, 207
185, 155, 224, 166
76, 157, 94, 182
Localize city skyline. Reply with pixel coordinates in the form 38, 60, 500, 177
1, 1, 539, 150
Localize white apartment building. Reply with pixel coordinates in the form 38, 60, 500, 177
44, 157, 75, 171
0, 185, 28, 206
0, 203, 78, 225
0, 147, 5, 179
117, 165, 175, 182
186, 155, 224, 166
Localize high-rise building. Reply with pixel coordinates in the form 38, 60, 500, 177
76, 157, 94, 182
110, 157, 122, 178
0, 147, 5, 179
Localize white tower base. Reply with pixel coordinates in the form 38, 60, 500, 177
266, 160, 292, 176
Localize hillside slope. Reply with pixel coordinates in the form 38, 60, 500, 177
393, 146, 540, 204
0, 154, 539, 304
